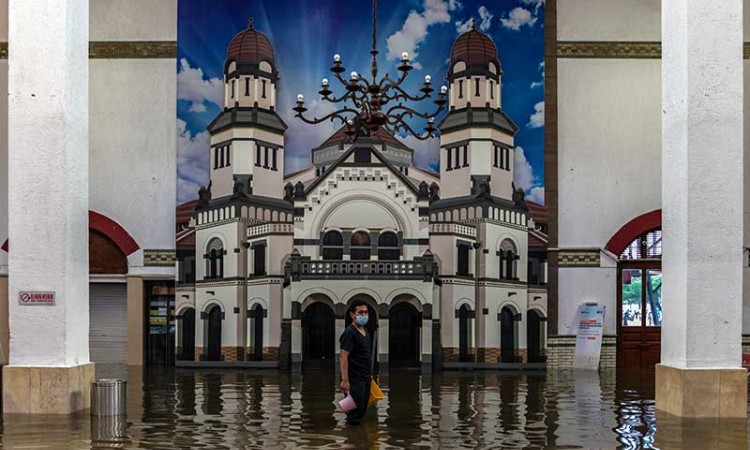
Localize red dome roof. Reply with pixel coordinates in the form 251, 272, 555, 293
448, 24, 501, 76
226, 19, 276, 72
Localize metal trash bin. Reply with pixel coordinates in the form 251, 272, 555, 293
91, 379, 127, 416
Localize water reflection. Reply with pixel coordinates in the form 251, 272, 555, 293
0, 366, 747, 449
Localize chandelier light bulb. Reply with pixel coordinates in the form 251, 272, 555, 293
440, 85, 448, 94
347, 119, 354, 126
350, 71, 359, 80
297, 94, 304, 103
401, 52, 409, 61
334, 54, 341, 62
424, 75, 431, 84
322, 78, 329, 86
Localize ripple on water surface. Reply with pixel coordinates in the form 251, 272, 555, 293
0, 366, 747, 449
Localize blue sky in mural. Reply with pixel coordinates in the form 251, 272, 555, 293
177, 0, 545, 204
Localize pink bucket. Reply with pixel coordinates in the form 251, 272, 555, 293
338, 394, 357, 412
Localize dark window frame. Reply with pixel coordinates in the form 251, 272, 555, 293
457, 243, 471, 277
253, 242, 267, 276
377, 231, 401, 260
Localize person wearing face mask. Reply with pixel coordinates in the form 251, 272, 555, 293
339, 300, 372, 425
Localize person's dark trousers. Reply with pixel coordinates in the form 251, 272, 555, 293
346, 377, 371, 425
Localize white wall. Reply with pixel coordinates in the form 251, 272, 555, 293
89, 60, 176, 254
558, 266, 617, 335
558, 0, 661, 41
90, 0, 176, 41
0, 60, 7, 275
558, 59, 661, 248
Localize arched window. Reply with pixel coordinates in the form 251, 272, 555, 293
350, 231, 371, 260
499, 239, 518, 280
206, 238, 224, 279
377, 231, 400, 260
620, 229, 662, 260
321, 230, 343, 260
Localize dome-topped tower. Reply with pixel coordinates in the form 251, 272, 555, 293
437, 19, 517, 201
447, 23, 502, 82
225, 18, 277, 80
206, 17, 287, 200
221, 18, 279, 111
445, 21, 502, 110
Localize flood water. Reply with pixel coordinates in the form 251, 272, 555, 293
0, 367, 747, 449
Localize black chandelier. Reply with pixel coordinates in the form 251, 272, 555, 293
293, 0, 447, 141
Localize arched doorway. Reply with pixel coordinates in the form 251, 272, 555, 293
389, 302, 420, 367
206, 305, 222, 361
249, 304, 264, 361
527, 309, 544, 363
500, 307, 516, 363
302, 302, 335, 367
180, 308, 196, 361
458, 304, 472, 362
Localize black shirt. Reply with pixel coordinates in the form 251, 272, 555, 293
339, 325, 372, 381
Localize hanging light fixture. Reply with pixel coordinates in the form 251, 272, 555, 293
293, 0, 447, 141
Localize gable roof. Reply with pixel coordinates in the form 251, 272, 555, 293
317, 125, 411, 151
301, 144, 421, 197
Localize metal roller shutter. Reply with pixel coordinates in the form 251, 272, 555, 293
89, 283, 128, 366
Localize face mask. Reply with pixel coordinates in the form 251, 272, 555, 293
355, 315, 369, 326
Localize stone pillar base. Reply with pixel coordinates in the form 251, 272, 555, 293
655, 364, 748, 418
3, 363, 95, 415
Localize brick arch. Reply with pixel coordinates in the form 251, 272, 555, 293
1, 210, 140, 256
605, 209, 661, 256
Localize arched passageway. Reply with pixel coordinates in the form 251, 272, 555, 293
249, 304, 264, 361
302, 302, 336, 367
389, 302, 420, 367
527, 309, 545, 363
206, 305, 223, 361
500, 307, 516, 363
180, 308, 196, 360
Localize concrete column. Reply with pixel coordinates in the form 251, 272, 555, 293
3, 0, 93, 414
0, 275, 8, 365
378, 318, 388, 364
657, 0, 747, 417
126, 276, 144, 366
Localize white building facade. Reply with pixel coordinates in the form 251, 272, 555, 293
176, 21, 548, 369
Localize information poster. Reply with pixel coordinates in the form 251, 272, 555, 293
573, 303, 605, 370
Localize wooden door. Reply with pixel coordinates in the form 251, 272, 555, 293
618, 264, 662, 369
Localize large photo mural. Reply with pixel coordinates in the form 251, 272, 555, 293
174, 0, 547, 367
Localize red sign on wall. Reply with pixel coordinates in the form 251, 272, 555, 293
18, 291, 56, 305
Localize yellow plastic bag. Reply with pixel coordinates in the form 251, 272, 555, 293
368, 378, 384, 408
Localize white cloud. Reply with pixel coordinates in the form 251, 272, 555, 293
527, 186, 545, 204
514, 146, 544, 204
478, 6, 493, 31
398, 134, 440, 171
528, 101, 544, 128
530, 60, 544, 89
387, 0, 460, 68
500, 7, 537, 31
514, 146, 536, 191
521, 0, 545, 12
177, 119, 210, 203
177, 59, 223, 113
455, 18, 473, 34
455, 5, 493, 34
